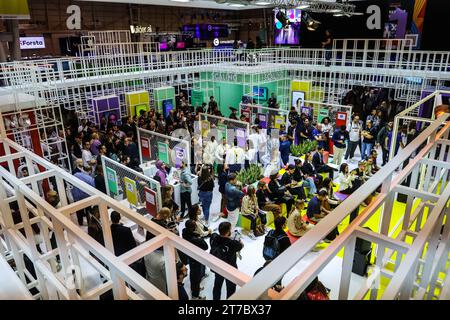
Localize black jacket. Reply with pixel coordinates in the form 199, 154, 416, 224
280, 172, 293, 186
267, 179, 286, 203
312, 152, 325, 170
110, 223, 137, 256
301, 162, 316, 177
95, 174, 107, 194
209, 233, 243, 268
182, 229, 209, 271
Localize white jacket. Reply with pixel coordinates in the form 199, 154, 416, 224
203, 140, 218, 164
338, 172, 357, 192
215, 143, 230, 163
225, 146, 246, 165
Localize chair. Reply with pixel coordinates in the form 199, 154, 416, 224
302, 214, 318, 225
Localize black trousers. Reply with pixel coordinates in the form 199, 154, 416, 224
381, 147, 389, 166
180, 192, 192, 218
289, 186, 307, 200
345, 141, 359, 160
213, 273, 236, 300
76, 208, 91, 226
242, 212, 267, 232
317, 165, 335, 180
190, 263, 205, 298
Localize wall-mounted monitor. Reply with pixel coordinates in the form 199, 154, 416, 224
253, 87, 268, 101
163, 99, 174, 118
274, 9, 301, 45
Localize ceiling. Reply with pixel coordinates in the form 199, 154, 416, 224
75, 0, 265, 10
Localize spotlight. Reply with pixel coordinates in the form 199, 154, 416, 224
304, 12, 321, 31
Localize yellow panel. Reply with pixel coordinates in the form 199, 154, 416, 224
291, 80, 312, 106
0, 0, 30, 18
139, 91, 149, 104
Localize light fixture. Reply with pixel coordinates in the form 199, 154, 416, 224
333, 12, 345, 17
303, 12, 321, 31
329, 9, 342, 13
228, 3, 246, 7
170, 0, 191, 2
254, 1, 272, 5
296, 4, 310, 9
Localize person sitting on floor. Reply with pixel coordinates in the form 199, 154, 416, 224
241, 185, 267, 239
301, 152, 320, 194
267, 168, 295, 215
320, 178, 341, 209
287, 200, 313, 237
312, 146, 337, 179
256, 181, 282, 219
306, 189, 330, 223
280, 164, 307, 200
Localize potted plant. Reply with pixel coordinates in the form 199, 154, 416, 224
289, 140, 318, 165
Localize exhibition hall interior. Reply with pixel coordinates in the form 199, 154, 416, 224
0, 0, 450, 302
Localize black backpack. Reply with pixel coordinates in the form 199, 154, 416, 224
210, 242, 230, 263
263, 230, 287, 261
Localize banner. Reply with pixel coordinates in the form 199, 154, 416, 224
140, 137, 151, 160
144, 186, 157, 217
106, 167, 118, 195
217, 124, 227, 142
274, 115, 285, 129
236, 128, 246, 148
317, 108, 329, 124
336, 112, 348, 128
174, 146, 185, 168
157, 141, 169, 164
257, 113, 267, 129
124, 177, 138, 206
301, 106, 312, 118
201, 120, 210, 138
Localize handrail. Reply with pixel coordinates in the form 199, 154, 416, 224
230, 113, 450, 300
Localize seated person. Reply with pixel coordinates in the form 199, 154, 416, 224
292, 158, 304, 182
241, 185, 267, 239
287, 200, 313, 237
267, 169, 295, 215
338, 163, 360, 195
306, 190, 329, 223
280, 164, 307, 200
312, 146, 337, 179
256, 181, 282, 219
301, 152, 320, 194
320, 178, 341, 209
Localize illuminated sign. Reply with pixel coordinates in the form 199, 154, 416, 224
130, 25, 153, 34
19, 37, 45, 49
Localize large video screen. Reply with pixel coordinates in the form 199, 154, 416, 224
183, 24, 229, 40
274, 9, 302, 45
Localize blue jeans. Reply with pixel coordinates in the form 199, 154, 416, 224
361, 142, 374, 160
198, 191, 213, 221
303, 177, 317, 194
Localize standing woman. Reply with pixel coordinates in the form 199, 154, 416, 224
197, 165, 215, 226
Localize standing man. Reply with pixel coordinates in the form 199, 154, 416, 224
72, 166, 95, 226
345, 115, 362, 162
332, 125, 349, 166
361, 120, 377, 160
215, 137, 230, 174
279, 134, 291, 166
268, 93, 277, 109
225, 173, 245, 231
210, 222, 244, 300
179, 161, 192, 219
208, 96, 218, 114
377, 120, 393, 166
81, 140, 93, 167
225, 138, 245, 173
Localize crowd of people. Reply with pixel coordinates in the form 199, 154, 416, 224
51, 85, 418, 300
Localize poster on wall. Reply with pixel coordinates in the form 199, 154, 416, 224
317, 108, 330, 124
140, 137, 151, 160
292, 91, 305, 109
157, 142, 170, 164
258, 113, 267, 129
174, 146, 185, 168
217, 124, 227, 142
144, 186, 157, 217
301, 106, 312, 117
274, 115, 285, 129
124, 177, 138, 206
336, 112, 348, 128
106, 167, 118, 195
201, 120, 210, 137
236, 128, 246, 148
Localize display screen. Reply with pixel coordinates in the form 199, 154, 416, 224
159, 42, 168, 51
274, 9, 301, 45
253, 87, 268, 101
176, 42, 185, 49
163, 99, 174, 118
183, 24, 229, 40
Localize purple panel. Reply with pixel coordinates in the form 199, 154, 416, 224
108, 97, 119, 108
236, 128, 246, 149
389, 8, 408, 39
96, 98, 109, 112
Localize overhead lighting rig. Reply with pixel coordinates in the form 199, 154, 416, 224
261, 0, 357, 15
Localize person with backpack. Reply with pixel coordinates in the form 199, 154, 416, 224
263, 217, 291, 261
225, 173, 245, 231
210, 222, 244, 300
